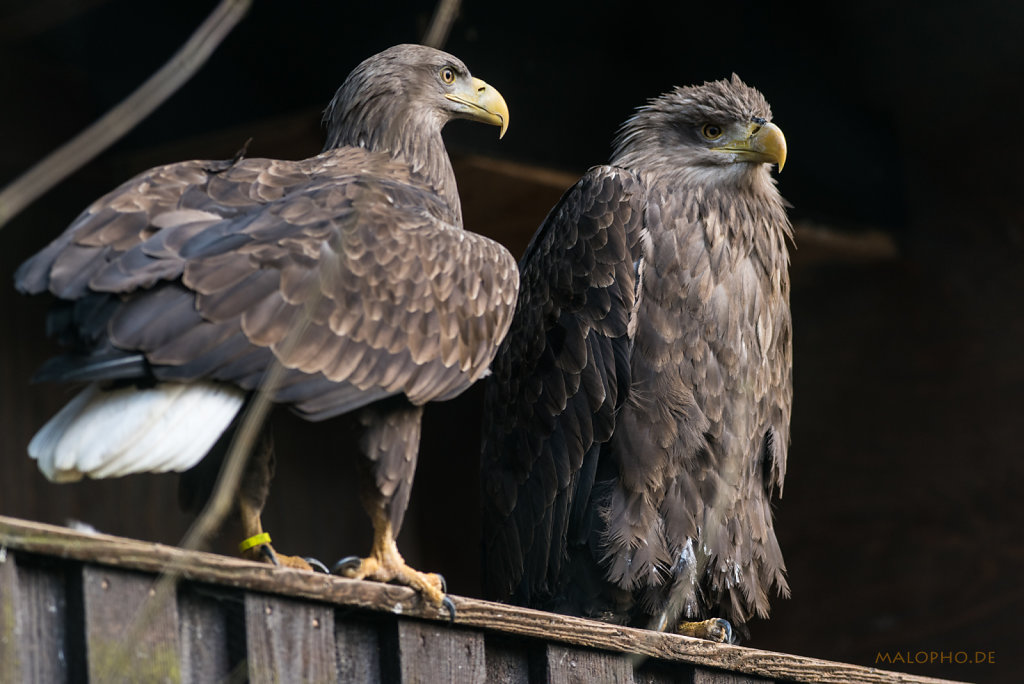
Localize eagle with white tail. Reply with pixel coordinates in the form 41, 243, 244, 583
17, 44, 517, 616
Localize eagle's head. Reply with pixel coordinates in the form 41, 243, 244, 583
612, 74, 786, 183
322, 44, 508, 153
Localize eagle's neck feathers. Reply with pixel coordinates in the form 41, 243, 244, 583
322, 83, 462, 226
635, 163, 792, 276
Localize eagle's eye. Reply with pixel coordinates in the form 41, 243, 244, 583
701, 124, 724, 140
440, 67, 456, 84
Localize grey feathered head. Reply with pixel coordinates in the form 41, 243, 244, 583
322, 44, 509, 154
612, 74, 786, 175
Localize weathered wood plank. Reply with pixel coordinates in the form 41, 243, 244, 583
0, 516, 966, 684
0, 549, 23, 683
244, 592, 335, 683
81, 565, 182, 683
484, 633, 532, 684
634, 660, 772, 683
633, 656, 694, 684
178, 584, 236, 683
545, 644, 633, 684
80, 565, 181, 683
391, 619, 486, 684
11, 558, 73, 684
694, 667, 774, 683
335, 614, 383, 683
449, 600, 950, 684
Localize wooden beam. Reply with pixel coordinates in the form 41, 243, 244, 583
0, 515, 963, 684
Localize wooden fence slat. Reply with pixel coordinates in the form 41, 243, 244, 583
484, 634, 532, 684
12, 559, 72, 684
545, 644, 635, 684
633, 657, 694, 684
393, 620, 486, 684
244, 592, 336, 683
634, 662, 774, 684
694, 667, 774, 683
335, 616, 383, 683
178, 585, 236, 683
81, 565, 183, 684
1, 551, 23, 683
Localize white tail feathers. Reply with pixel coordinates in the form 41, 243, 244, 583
29, 381, 245, 482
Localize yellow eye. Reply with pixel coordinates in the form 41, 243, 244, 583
701, 124, 723, 140
440, 67, 456, 84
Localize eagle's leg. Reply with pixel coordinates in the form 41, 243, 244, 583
334, 513, 448, 610
677, 618, 734, 643
334, 399, 453, 617
236, 432, 323, 572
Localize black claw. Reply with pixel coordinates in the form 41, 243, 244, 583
261, 544, 281, 566
305, 557, 330, 574
714, 618, 735, 644
332, 556, 363, 576
442, 596, 456, 624
436, 573, 448, 594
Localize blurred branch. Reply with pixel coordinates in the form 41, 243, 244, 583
422, 0, 461, 49
0, 0, 252, 229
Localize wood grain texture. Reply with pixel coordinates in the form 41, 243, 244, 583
484, 633, 533, 684
0, 515, 966, 684
335, 615, 383, 683
632, 658, 691, 684
0, 551, 22, 684
545, 644, 634, 684
244, 592, 336, 683
694, 668, 775, 683
634, 661, 775, 684
178, 584, 235, 683
11, 559, 72, 684
81, 565, 182, 683
393, 620, 486, 684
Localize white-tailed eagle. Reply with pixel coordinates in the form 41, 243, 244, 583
17, 44, 518, 616
482, 75, 790, 640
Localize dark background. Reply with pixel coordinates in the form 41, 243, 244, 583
1, 2, 1021, 682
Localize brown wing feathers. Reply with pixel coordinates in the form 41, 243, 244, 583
481, 166, 645, 604
19, 140, 516, 422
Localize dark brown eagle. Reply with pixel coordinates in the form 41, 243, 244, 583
16, 44, 517, 614
481, 75, 791, 640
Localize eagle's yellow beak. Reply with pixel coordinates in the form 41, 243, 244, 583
712, 120, 787, 171
446, 77, 509, 139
